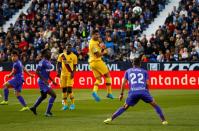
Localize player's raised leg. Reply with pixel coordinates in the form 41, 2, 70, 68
92, 76, 101, 102
89, 64, 101, 102
104, 72, 114, 99
9, 79, 29, 111
95, 60, 114, 99
1, 50, 33, 109
45, 89, 56, 117
30, 91, 47, 115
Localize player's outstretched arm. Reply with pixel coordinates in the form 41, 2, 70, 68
49, 75, 57, 85
7, 68, 15, 78
119, 78, 127, 101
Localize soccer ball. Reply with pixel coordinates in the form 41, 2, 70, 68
133, 6, 142, 15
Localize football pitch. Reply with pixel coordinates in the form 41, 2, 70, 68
0, 89, 198, 131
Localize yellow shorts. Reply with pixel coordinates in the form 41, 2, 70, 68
60, 75, 74, 88
89, 60, 109, 78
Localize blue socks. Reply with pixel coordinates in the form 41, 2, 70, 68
33, 96, 44, 108
154, 105, 165, 121
4, 88, 27, 107
112, 107, 126, 120
4, 88, 9, 101
46, 97, 55, 113
17, 96, 27, 107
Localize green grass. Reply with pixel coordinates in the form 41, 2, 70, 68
0, 89, 199, 131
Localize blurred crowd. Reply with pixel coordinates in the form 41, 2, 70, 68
0, 0, 29, 26
0, 0, 198, 63
136, 0, 199, 62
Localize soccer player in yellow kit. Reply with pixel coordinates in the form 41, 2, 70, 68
89, 30, 114, 102
57, 44, 77, 110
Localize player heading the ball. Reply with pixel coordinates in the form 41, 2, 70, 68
88, 29, 114, 102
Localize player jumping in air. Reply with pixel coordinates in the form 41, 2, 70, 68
104, 57, 168, 125
0, 50, 34, 111
30, 49, 57, 117
88, 30, 114, 102
57, 43, 77, 110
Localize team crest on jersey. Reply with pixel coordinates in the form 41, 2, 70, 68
63, 60, 68, 64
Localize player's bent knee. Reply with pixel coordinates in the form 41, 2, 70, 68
15, 92, 20, 97
150, 100, 157, 107
42, 95, 47, 99
105, 77, 111, 84
123, 104, 129, 109
53, 92, 57, 98
52, 94, 57, 99
104, 72, 110, 78
70, 95, 74, 99
106, 83, 111, 86
41, 93, 47, 99
3, 82, 10, 88
94, 79, 101, 85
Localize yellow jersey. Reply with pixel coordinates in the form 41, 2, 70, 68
57, 52, 78, 76
88, 39, 102, 63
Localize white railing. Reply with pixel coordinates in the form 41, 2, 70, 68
2, 0, 33, 32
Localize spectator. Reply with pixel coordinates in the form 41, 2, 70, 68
157, 51, 164, 62
130, 47, 139, 61
181, 47, 189, 61
4, 0, 199, 63
143, 0, 199, 62
51, 42, 59, 61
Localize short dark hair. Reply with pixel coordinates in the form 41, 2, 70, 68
11, 50, 19, 56
92, 29, 99, 35
66, 43, 72, 47
41, 49, 50, 56
65, 43, 72, 49
132, 57, 141, 67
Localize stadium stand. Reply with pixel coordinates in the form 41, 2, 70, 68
0, 0, 198, 63
0, 0, 30, 26
141, 0, 199, 62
